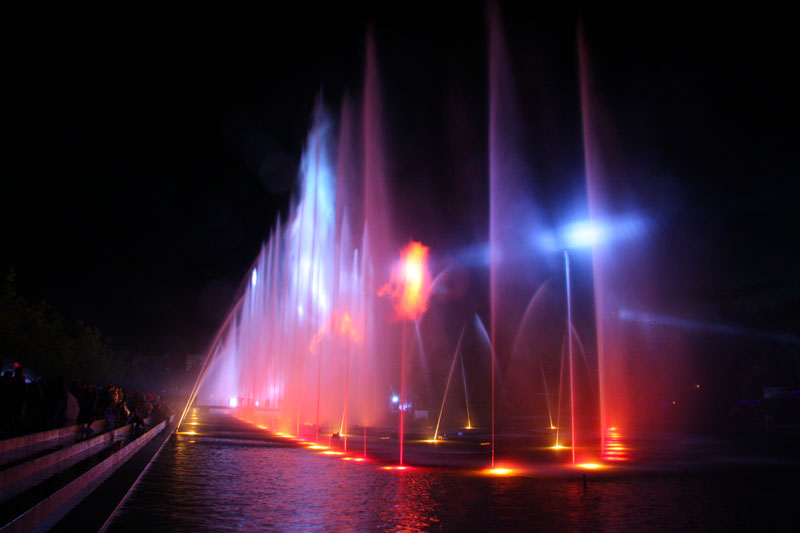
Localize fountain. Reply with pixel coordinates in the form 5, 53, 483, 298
178, 8, 659, 472
180, 36, 396, 448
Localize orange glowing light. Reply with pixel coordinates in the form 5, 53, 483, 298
549, 425, 557, 430
484, 467, 514, 475
307, 444, 328, 450
577, 463, 604, 470
321, 451, 345, 455
339, 313, 361, 342
309, 312, 362, 353
308, 325, 327, 354
378, 241, 432, 320
551, 444, 566, 450
352, 457, 366, 462
602, 427, 629, 461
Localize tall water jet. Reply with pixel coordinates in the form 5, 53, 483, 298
488, 6, 547, 466
379, 241, 432, 465
182, 83, 401, 443
578, 24, 658, 460
565, 250, 576, 464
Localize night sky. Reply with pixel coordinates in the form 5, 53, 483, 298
5, 4, 798, 362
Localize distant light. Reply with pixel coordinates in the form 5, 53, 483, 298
255, 401, 260, 406
391, 395, 400, 403
229, 397, 238, 408
562, 220, 606, 249
251, 268, 258, 287
695, 384, 701, 389
538, 214, 646, 252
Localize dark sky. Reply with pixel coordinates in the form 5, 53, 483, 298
4, 4, 798, 359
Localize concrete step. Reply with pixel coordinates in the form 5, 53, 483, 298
0, 421, 108, 468
0, 416, 173, 533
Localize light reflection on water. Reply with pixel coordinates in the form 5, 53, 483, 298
107, 429, 796, 531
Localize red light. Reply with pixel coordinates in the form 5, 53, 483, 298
602, 427, 629, 462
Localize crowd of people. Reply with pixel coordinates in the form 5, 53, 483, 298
0, 366, 169, 440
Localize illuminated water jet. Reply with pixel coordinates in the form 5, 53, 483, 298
433, 326, 466, 441
175, 8, 664, 475
379, 241, 432, 465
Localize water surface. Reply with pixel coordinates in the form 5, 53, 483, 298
108, 410, 797, 531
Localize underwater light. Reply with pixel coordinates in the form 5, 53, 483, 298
484, 467, 515, 476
